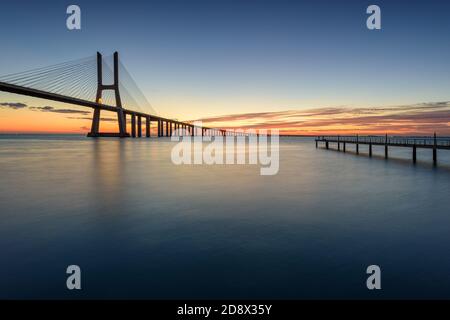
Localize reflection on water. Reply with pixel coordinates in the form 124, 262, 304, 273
1, 135, 450, 299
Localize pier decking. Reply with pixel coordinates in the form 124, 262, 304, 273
315, 134, 450, 164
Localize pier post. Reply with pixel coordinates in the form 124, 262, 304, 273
165, 121, 169, 137
326, 141, 329, 149
146, 117, 150, 137
337, 135, 340, 151
131, 114, 136, 138
385, 134, 388, 159
158, 120, 162, 137
137, 116, 142, 137
413, 144, 417, 163
343, 142, 346, 152
356, 134, 359, 154
315, 139, 318, 148
123, 113, 128, 135
369, 138, 372, 157
433, 132, 437, 165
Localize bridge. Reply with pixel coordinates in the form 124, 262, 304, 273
0, 52, 238, 138
316, 134, 450, 164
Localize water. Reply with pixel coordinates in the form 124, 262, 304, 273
1, 135, 450, 299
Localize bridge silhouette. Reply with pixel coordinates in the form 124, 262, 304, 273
0, 52, 237, 138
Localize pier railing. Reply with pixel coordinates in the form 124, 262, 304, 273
316, 135, 450, 148
315, 134, 450, 164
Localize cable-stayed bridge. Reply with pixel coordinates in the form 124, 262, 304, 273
0, 52, 233, 137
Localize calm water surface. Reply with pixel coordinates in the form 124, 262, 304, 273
1, 135, 450, 299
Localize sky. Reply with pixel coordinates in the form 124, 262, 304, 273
1, 0, 450, 134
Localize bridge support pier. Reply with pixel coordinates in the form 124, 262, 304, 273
137, 116, 142, 137
117, 109, 127, 137
131, 114, 136, 138
146, 117, 150, 137
90, 108, 101, 135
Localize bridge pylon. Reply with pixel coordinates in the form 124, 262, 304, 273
88, 52, 129, 138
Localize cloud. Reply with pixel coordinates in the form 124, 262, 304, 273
196, 102, 450, 135
0, 101, 92, 115
0, 102, 28, 109
30, 106, 90, 115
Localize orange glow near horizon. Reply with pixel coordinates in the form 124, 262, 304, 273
1, 94, 450, 136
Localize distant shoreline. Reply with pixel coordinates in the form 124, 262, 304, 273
1, 133, 448, 138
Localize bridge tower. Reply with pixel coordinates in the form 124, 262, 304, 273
88, 52, 128, 137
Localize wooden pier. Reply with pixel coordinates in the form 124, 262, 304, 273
315, 134, 450, 165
